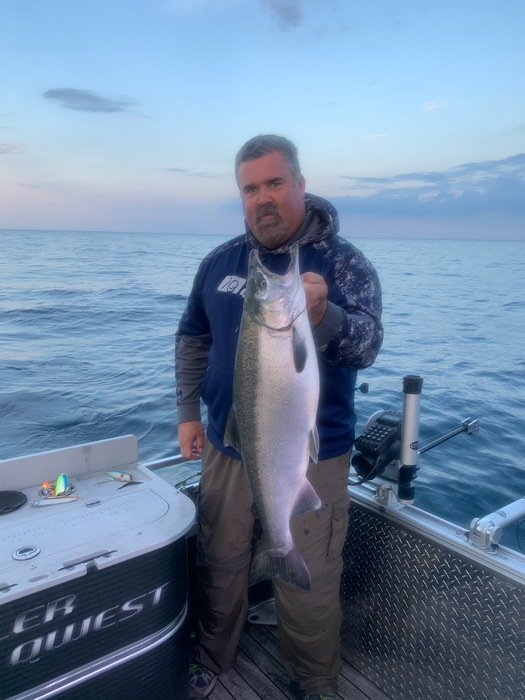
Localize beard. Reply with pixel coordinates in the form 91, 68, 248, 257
253, 204, 290, 248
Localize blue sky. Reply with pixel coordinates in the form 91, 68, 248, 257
1, 0, 524, 239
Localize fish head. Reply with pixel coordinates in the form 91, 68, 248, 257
245, 245, 305, 330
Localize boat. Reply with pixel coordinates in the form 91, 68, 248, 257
1, 375, 525, 699
0, 436, 195, 700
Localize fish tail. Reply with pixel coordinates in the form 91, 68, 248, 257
250, 545, 311, 591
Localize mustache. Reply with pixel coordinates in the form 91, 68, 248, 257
256, 204, 281, 221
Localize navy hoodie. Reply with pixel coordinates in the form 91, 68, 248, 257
176, 193, 383, 461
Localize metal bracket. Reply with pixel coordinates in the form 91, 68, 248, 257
462, 417, 480, 436
419, 417, 480, 455
375, 484, 397, 506
469, 497, 525, 549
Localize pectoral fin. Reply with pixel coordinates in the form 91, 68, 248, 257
292, 326, 307, 373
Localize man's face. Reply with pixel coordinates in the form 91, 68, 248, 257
237, 150, 306, 249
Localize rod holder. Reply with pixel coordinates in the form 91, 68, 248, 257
469, 497, 525, 549
397, 375, 423, 504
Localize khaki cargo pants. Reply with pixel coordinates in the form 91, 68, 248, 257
194, 439, 351, 696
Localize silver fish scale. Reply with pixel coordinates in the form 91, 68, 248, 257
236, 322, 311, 433
341, 505, 525, 700
235, 319, 318, 544
228, 247, 320, 585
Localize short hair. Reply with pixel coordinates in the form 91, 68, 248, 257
235, 134, 302, 182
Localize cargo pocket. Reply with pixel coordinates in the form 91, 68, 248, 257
327, 501, 350, 562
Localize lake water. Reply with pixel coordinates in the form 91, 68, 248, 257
1, 229, 524, 548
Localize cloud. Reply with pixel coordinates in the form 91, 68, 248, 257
260, 0, 304, 29
361, 133, 389, 141
501, 123, 525, 137
422, 99, 447, 112
165, 0, 304, 30
166, 0, 234, 11
335, 153, 525, 218
166, 167, 215, 178
42, 88, 137, 113
0, 142, 25, 155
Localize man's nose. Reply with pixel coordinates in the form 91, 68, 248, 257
256, 186, 273, 205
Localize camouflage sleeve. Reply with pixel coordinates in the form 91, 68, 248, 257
312, 239, 383, 368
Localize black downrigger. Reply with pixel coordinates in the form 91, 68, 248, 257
351, 375, 480, 505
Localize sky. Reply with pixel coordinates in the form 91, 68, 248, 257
1, 0, 524, 240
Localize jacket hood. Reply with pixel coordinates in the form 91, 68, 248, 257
245, 193, 340, 255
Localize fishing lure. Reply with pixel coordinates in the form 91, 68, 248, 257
107, 470, 135, 482
55, 473, 69, 495
36, 473, 76, 502
32, 495, 79, 507
106, 470, 143, 488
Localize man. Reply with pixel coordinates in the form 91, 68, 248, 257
176, 135, 383, 700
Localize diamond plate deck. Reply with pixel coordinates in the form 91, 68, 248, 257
341, 501, 525, 700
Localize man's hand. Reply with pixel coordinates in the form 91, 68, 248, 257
301, 272, 328, 328
178, 420, 205, 460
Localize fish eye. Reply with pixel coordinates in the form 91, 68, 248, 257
254, 272, 267, 294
